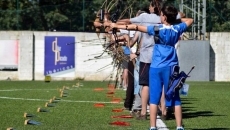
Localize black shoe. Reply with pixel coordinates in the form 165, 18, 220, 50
136, 113, 147, 120
130, 110, 140, 117
161, 114, 168, 120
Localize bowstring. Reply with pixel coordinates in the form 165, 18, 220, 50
103, 0, 136, 87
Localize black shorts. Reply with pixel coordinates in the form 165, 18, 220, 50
139, 62, 150, 86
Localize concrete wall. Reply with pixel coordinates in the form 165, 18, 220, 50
177, 40, 210, 81
0, 31, 229, 81
0, 31, 33, 80
210, 33, 230, 81
33, 32, 113, 81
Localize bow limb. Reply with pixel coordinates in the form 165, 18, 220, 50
107, 0, 116, 12
119, 1, 135, 20
101, 0, 108, 9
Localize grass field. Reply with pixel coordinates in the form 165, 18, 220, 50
0, 81, 230, 130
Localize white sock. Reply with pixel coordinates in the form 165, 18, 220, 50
177, 126, 184, 129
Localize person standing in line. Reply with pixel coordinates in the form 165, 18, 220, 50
129, 9, 149, 115
117, 0, 162, 120
109, 4, 193, 130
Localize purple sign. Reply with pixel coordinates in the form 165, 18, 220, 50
44, 36, 75, 76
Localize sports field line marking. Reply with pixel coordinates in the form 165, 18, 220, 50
156, 118, 169, 130
0, 96, 168, 129
0, 89, 168, 129
0, 89, 58, 92
0, 88, 124, 91
0, 96, 122, 104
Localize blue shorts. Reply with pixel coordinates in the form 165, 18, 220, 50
149, 66, 181, 106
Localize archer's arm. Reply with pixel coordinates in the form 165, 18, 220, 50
181, 18, 193, 27
129, 31, 140, 47
94, 21, 103, 28
110, 23, 148, 33
117, 19, 131, 25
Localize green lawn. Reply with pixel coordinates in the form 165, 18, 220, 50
0, 81, 230, 130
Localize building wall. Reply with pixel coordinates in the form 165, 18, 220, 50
33, 32, 113, 81
0, 31, 33, 80
210, 32, 230, 81
0, 31, 229, 81
177, 40, 210, 81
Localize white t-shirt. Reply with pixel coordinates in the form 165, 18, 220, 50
120, 29, 136, 38
130, 13, 161, 63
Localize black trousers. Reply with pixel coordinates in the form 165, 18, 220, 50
124, 60, 135, 110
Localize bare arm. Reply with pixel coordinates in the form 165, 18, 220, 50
110, 33, 131, 47
129, 32, 142, 60
181, 18, 193, 27
110, 24, 148, 33
129, 31, 140, 47
117, 19, 131, 25
94, 21, 103, 28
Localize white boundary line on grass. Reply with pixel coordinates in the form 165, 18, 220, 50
0, 96, 121, 104
0, 89, 58, 91
0, 88, 169, 129
0, 96, 48, 101
0, 96, 169, 129
156, 118, 169, 130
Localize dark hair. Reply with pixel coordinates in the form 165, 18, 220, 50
150, 0, 163, 15
161, 5, 178, 24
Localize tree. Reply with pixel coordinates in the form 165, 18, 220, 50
0, 0, 19, 30
207, 0, 230, 32
0, 0, 229, 32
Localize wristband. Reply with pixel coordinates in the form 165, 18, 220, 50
135, 25, 138, 31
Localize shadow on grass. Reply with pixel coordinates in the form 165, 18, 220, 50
181, 98, 199, 101
183, 111, 225, 119
166, 110, 225, 120
181, 98, 199, 105
182, 101, 194, 105
191, 128, 230, 130
167, 127, 230, 130
166, 98, 226, 120
182, 108, 194, 113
